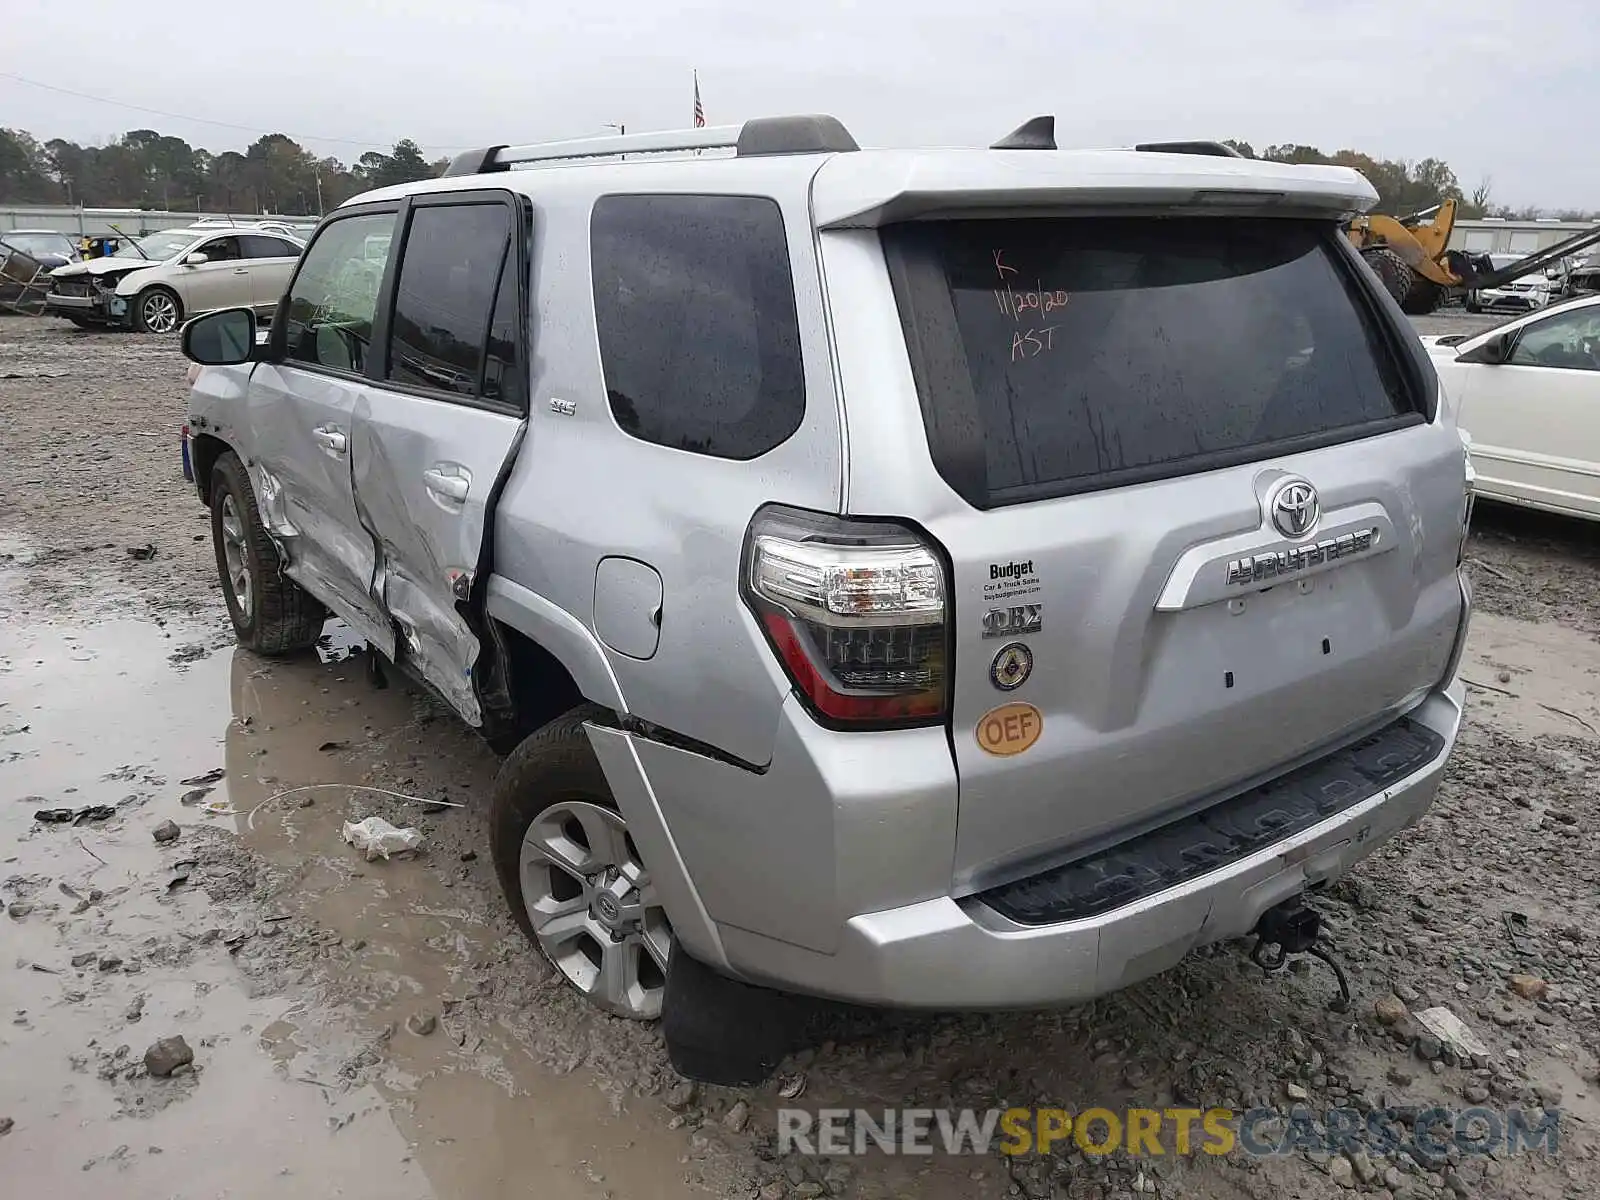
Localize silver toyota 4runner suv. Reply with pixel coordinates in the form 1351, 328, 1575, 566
181, 114, 1472, 1084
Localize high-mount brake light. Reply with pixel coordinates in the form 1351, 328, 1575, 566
741, 506, 949, 727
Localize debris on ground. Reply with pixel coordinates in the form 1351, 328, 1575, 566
151, 819, 180, 844
776, 1072, 807, 1100
405, 1012, 437, 1036
1508, 972, 1549, 1000
664, 1080, 697, 1112
1413, 1006, 1491, 1061
143, 1036, 194, 1078
179, 768, 225, 787
1373, 993, 1408, 1026
34, 804, 116, 825
341, 816, 422, 861
126, 543, 157, 560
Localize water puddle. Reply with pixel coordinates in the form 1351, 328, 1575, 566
0, 612, 709, 1199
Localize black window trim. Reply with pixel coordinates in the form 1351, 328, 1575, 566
371, 188, 529, 419
269, 199, 404, 386
882, 217, 1436, 511
587, 190, 807, 461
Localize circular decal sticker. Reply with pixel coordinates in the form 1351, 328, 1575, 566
976, 702, 1044, 757
989, 641, 1034, 691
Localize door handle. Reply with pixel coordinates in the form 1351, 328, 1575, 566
312, 425, 347, 454
423, 465, 471, 502
233, 268, 250, 274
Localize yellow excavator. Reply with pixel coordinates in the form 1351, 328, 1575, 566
1346, 198, 1600, 315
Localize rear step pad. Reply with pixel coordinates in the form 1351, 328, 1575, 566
975, 716, 1444, 926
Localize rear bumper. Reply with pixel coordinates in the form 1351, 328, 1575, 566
728, 682, 1463, 1008
592, 671, 1465, 1010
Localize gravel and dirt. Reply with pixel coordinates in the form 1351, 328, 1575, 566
2, 315, 1597, 1200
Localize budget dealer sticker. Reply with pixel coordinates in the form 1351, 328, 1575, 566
976, 702, 1043, 756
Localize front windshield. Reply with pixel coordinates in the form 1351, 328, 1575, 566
4, 232, 75, 258
116, 231, 202, 261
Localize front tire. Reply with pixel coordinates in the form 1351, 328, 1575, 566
491, 707, 674, 1020
209, 451, 325, 654
133, 286, 182, 334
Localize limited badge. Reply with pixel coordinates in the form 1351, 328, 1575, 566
976, 701, 1043, 757
988, 641, 1033, 691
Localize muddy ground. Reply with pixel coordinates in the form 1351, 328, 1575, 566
1, 315, 1597, 1200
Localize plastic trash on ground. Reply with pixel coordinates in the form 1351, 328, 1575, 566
341, 816, 423, 861
1414, 1005, 1491, 1059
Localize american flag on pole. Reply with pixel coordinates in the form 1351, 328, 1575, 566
693, 71, 705, 127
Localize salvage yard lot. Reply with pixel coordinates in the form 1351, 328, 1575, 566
1, 315, 1597, 1200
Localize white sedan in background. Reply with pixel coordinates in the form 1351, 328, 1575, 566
1423, 295, 1600, 521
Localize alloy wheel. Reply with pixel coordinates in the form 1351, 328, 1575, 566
518, 800, 672, 1019
219, 493, 253, 622
142, 292, 178, 333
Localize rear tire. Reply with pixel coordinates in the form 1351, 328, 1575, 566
209, 451, 326, 654
490, 705, 674, 1021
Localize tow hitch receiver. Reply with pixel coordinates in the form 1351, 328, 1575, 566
1250, 899, 1352, 1013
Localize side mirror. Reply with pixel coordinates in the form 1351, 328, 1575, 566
1458, 330, 1513, 365
182, 308, 257, 366
183, 252, 209, 266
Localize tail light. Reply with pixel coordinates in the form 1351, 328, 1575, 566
741, 505, 949, 728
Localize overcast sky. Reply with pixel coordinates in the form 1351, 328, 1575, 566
4, 0, 1593, 211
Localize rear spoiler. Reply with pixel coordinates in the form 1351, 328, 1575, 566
811, 154, 1378, 229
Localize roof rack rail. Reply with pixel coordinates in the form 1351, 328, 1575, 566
441, 114, 858, 178
1134, 140, 1244, 159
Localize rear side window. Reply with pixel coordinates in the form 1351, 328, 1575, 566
590, 195, 805, 459
387, 202, 511, 400
240, 235, 299, 259
884, 217, 1421, 508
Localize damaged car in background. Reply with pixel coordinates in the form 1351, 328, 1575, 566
45, 225, 304, 333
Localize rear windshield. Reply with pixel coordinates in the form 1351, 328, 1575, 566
883, 217, 1421, 508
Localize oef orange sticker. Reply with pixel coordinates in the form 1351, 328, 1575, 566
976, 702, 1043, 756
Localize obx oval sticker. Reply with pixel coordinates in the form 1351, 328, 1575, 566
976, 701, 1043, 756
